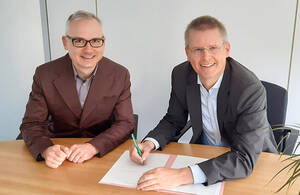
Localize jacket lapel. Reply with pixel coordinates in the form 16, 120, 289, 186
53, 55, 82, 119
186, 64, 203, 143
80, 58, 109, 125
217, 59, 231, 133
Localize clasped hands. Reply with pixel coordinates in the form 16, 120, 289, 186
129, 140, 193, 191
41, 143, 98, 168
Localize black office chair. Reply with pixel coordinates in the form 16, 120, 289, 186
261, 81, 297, 154
133, 114, 138, 138
16, 133, 23, 140
261, 81, 288, 152
175, 81, 296, 154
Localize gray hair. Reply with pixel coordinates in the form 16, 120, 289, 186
184, 16, 228, 47
65, 10, 102, 34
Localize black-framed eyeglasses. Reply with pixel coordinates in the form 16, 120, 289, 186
66, 35, 105, 48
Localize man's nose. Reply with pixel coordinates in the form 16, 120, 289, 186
83, 42, 93, 50
201, 49, 211, 60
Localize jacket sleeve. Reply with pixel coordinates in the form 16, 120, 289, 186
199, 82, 271, 185
20, 67, 54, 160
145, 67, 189, 149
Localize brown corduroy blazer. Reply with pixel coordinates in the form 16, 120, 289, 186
20, 54, 134, 160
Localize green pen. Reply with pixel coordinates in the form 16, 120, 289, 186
131, 134, 143, 163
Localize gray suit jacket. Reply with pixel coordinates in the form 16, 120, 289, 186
146, 57, 277, 185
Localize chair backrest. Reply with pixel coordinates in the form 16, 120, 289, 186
133, 114, 138, 138
261, 81, 288, 152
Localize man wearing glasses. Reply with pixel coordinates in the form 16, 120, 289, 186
129, 16, 277, 190
20, 10, 134, 168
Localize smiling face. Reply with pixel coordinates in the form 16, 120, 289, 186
185, 28, 230, 89
62, 18, 105, 75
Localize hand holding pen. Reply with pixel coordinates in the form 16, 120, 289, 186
129, 134, 155, 165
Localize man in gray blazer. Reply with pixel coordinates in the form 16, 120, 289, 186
129, 16, 277, 190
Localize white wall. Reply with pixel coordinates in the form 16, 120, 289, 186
98, 0, 296, 139
47, 0, 96, 60
0, 1, 299, 147
0, 0, 45, 140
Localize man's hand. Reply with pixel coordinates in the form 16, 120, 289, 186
67, 143, 98, 163
137, 167, 194, 191
129, 140, 155, 164
41, 145, 70, 168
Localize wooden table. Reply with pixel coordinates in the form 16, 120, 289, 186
0, 138, 299, 195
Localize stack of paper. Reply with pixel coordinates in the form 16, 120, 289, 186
99, 150, 224, 195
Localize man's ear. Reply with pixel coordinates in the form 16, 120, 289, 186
62, 36, 68, 50
185, 46, 190, 61
225, 42, 231, 57
102, 36, 106, 48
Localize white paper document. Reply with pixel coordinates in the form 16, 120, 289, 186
99, 150, 224, 195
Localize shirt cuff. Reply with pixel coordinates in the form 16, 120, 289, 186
189, 165, 207, 184
143, 137, 160, 150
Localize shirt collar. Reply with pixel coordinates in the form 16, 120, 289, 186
197, 73, 224, 90
72, 63, 98, 81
